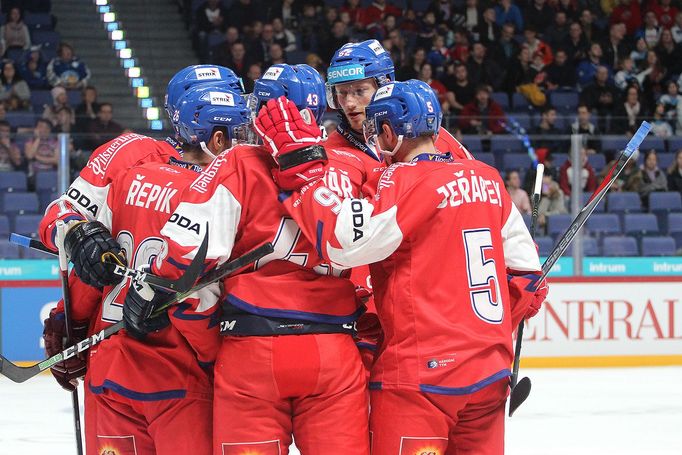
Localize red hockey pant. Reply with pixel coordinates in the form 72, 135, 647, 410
369, 378, 508, 455
213, 334, 370, 455
93, 389, 212, 454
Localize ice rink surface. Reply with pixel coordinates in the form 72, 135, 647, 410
0, 367, 680, 455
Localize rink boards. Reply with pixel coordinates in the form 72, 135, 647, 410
0, 260, 680, 367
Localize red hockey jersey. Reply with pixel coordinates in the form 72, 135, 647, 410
153, 145, 360, 324
39, 134, 181, 253
281, 155, 541, 393
87, 161, 217, 400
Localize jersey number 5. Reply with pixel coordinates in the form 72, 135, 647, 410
463, 229, 503, 324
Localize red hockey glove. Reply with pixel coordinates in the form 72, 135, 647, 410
507, 271, 549, 326
253, 96, 327, 190
43, 308, 89, 391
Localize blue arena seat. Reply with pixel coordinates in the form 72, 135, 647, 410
666, 137, 682, 152
30, 30, 60, 49
490, 135, 525, 154
0, 171, 28, 192
0, 214, 9, 236
35, 171, 58, 193
607, 192, 642, 215
6, 111, 36, 128
502, 153, 532, 172
1, 192, 40, 217
641, 236, 676, 256
602, 236, 638, 256
667, 213, 682, 249
476, 152, 495, 167
562, 236, 600, 256
640, 137, 666, 154
623, 213, 659, 237
577, 192, 605, 212
491, 92, 510, 111
0, 239, 20, 259
535, 236, 554, 256
461, 136, 482, 153
551, 153, 569, 169
586, 213, 621, 236
30, 89, 52, 111
657, 153, 674, 170
601, 136, 629, 154
547, 213, 572, 237
511, 93, 530, 112
649, 192, 682, 229
587, 154, 606, 172
13, 214, 43, 238
549, 91, 579, 114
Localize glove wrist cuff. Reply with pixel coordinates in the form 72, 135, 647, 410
277, 144, 327, 171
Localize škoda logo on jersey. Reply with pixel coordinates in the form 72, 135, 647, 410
195, 67, 220, 80
190, 153, 227, 193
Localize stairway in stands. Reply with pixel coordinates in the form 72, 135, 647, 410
113, 0, 198, 127
51, 0, 197, 132
51, 0, 146, 130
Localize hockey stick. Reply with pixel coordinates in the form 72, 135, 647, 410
0, 242, 274, 383
508, 163, 544, 417
9, 233, 208, 294
55, 222, 84, 455
506, 121, 651, 416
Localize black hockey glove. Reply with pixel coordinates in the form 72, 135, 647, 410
123, 276, 172, 340
64, 221, 127, 288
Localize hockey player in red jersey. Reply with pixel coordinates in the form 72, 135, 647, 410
321, 40, 477, 370
132, 64, 370, 454
254, 81, 549, 454
39, 65, 244, 455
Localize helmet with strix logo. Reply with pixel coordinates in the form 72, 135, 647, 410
362, 79, 442, 156
248, 64, 327, 123
326, 39, 395, 109
175, 84, 252, 149
165, 65, 244, 133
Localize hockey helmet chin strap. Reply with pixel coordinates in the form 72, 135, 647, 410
199, 141, 218, 160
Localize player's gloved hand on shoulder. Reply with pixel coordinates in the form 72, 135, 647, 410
42, 308, 88, 391
123, 271, 171, 340
63, 221, 127, 288
507, 271, 549, 323
253, 96, 328, 191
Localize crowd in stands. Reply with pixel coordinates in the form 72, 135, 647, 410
0, 1, 124, 187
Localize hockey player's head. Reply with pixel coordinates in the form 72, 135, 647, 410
175, 84, 253, 159
326, 40, 395, 131
166, 65, 244, 136
249, 64, 327, 124
363, 80, 442, 163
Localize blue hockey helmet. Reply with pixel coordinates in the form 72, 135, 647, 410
165, 65, 244, 132
326, 39, 395, 109
175, 84, 252, 148
248, 64, 327, 123
362, 80, 442, 156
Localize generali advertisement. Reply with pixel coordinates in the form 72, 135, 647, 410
522, 278, 682, 367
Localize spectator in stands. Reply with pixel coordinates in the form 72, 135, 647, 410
611, 0, 642, 36
243, 63, 261, 93
495, 0, 523, 32
544, 11, 569, 50
267, 43, 286, 66
251, 22, 276, 65
278, 0, 300, 30
562, 21, 589, 65
533, 106, 563, 154
570, 104, 601, 153
0, 103, 6, 122
524, 0, 553, 33
655, 29, 682, 76
47, 43, 91, 89
671, 12, 682, 44
214, 41, 253, 78
492, 23, 520, 68
42, 86, 74, 129
442, 62, 475, 113
397, 47, 425, 80
18, 45, 49, 89
385, 29, 407, 69
523, 26, 553, 66
579, 9, 603, 44
85, 102, 123, 151
0, 119, 22, 172
641, 50, 667, 110
650, 102, 674, 137
601, 22, 628, 71
0, 60, 30, 110
537, 173, 567, 230
298, 4, 321, 52
415, 11, 437, 50
272, 17, 296, 52
24, 118, 58, 176
340, 0, 363, 28
559, 147, 597, 196
638, 150, 669, 204
467, 42, 503, 92
640, 11, 662, 49
0, 7, 30, 54
581, 66, 619, 132
305, 53, 325, 75
74, 86, 99, 133
427, 35, 448, 74
448, 29, 470, 64
506, 169, 531, 214
320, 20, 349, 63
557, 0, 578, 21
667, 149, 682, 193
614, 57, 649, 91
195, 0, 227, 37
577, 43, 606, 88
227, 0, 259, 30
458, 84, 506, 135
419, 63, 450, 113
612, 84, 647, 134
503, 46, 536, 94
545, 49, 577, 89
360, 0, 401, 35
474, 7, 500, 47
651, 0, 678, 29
630, 37, 649, 70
